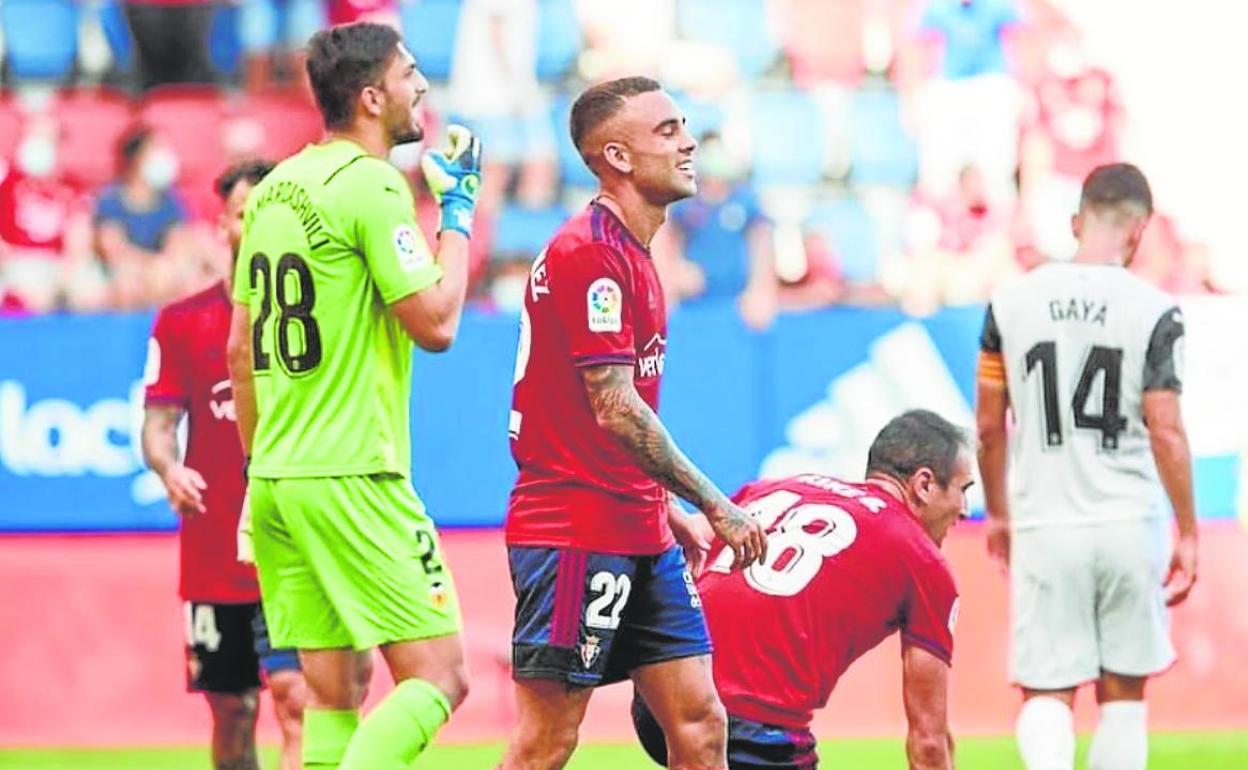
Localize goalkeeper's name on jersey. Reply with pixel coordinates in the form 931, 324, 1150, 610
251, 179, 331, 251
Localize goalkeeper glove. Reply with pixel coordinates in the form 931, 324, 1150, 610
237, 490, 255, 565
421, 124, 482, 238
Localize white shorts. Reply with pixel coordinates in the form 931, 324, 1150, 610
1010, 519, 1175, 689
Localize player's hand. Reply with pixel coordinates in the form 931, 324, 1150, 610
1164, 532, 1197, 606
985, 516, 1010, 574
161, 464, 207, 518
236, 490, 254, 565
707, 502, 767, 570
669, 508, 715, 578
421, 124, 482, 237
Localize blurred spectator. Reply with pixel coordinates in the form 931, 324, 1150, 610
913, 0, 1023, 206
774, 225, 846, 310
448, 0, 557, 212
657, 133, 778, 329
123, 0, 217, 90
0, 117, 98, 313
240, 0, 326, 91
1016, 37, 1123, 261
94, 125, 193, 308
575, 0, 676, 79
895, 164, 1017, 314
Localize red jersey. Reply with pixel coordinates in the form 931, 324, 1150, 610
144, 281, 258, 604
700, 474, 959, 730
505, 202, 674, 555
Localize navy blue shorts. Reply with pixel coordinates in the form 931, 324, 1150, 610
632, 693, 818, 769
509, 544, 711, 687
251, 603, 300, 676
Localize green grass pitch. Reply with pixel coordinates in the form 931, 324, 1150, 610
2, 733, 1245, 769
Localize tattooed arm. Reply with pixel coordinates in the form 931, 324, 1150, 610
581, 363, 766, 567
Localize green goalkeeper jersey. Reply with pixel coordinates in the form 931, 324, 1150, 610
232, 139, 441, 479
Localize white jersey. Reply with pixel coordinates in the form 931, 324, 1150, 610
981, 262, 1184, 528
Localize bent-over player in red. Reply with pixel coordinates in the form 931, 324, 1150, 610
141, 161, 306, 770
634, 410, 972, 770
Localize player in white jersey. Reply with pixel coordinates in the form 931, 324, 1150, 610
976, 163, 1197, 770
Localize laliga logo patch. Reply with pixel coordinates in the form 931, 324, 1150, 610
587, 277, 622, 333
947, 597, 960, 635
580, 634, 601, 669
393, 224, 428, 272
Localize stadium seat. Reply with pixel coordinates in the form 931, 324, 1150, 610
849, 87, 917, 187
671, 91, 725, 139
551, 94, 597, 190
536, 0, 581, 81
139, 87, 228, 190
748, 90, 826, 186
677, 0, 779, 78
55, 88, 135, 189
401, 0, 461, 82
806, 197, 880, 284
493, 204, 568, 258
230, 92, 323, 162
209, 3, 243, 81
2, 0, 79, 82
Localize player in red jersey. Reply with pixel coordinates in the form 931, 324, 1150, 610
634, 410, 971, 770
142, 161, 306, 770
501, 76, 767, 770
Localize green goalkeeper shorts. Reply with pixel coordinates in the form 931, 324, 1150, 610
248, 474, 461, 650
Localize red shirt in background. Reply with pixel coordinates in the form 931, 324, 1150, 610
506, 202, 674, 555
1035, 67, 1121, 180
144, 281, 259, 604
0, 161, 81, 256
701, 474, 959, 730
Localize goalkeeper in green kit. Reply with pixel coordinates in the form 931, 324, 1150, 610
225, 22, 481, 770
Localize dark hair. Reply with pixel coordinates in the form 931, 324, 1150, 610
215, 159, 275, 201
569, 76, 662, 164
305, 23, 402, 130
117, 125, 152, 173
1080, 163, 1152, 217
865, 409, 968, 487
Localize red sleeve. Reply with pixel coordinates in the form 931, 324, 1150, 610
551, 243, 634, 367
143, 309, 188, 407
901, 552, 958, 666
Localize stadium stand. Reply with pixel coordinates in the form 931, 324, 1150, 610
0, 0, 1221, 316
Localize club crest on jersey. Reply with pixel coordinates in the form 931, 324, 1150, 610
580, 634, 602, 669
587, 278, 622, 333
393, 224, 429, 272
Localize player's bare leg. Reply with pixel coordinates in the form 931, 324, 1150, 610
499, 679, 594, 770
632, 656, 728, 770
1017, 687, 1076, 770
298, 648, 373, 769
205, 690, 260, 770
267, 670, 306, 770
1089, 672, 1148, 770
330, 634, 468, 769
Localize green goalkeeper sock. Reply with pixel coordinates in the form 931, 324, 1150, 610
303, 708, 360, 770
339, 678, 452, 770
